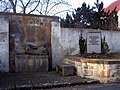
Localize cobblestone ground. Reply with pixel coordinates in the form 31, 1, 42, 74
0, 71, 98, 90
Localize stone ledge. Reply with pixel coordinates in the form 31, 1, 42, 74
64, 55, 120, 83
65, 56, 120, 64
80, 59, 120, 64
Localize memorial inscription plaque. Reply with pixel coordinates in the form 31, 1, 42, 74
87, 32, 101, 53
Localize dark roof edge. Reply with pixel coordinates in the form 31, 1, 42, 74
0, 12, 59, 19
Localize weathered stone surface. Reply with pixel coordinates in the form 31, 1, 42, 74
64, 58, 76, 65
75, 61, 81, 66
26, 44, 48, 55
64, 56, 120, 83
110, 70, 117, 77
15, 55, 48, 72
0, 13, 59, 72
0, 16, 9, 72
84, 69, 93, 76
51, 21, 64, 69
82, 63, 88, 69
87, 63, 94, 69
56, 64, 74, 76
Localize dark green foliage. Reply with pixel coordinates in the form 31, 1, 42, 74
101, 36, 110, 54
91, 0, 104, 29
79, 32, 86, 55
74, 3, 91, 25
61, 0, 118, 30
61, 13, 73, 28
72, 2, 94, 28
102, 7, 118, 30
92, 0, 118, 30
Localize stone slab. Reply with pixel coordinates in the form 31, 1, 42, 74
56, 64, 75, 76
87, 32, 101, 53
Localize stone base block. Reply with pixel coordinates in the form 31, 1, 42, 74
15, 55, 48, 72
56, 64, 74, 76
64, 56, 120, 83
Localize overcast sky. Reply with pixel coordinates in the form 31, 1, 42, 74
57, 0, 116, 18
66, 0, 116, 8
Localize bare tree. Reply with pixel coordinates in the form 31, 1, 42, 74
36, 0, 71, 15
9, 0, 17, 13
0, 0, 11, 12
18, 0, 41, 14
0, 0, 71, 16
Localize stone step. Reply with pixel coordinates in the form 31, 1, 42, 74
56, 64, 75, 76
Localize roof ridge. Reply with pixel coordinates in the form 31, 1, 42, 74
104, 0, 120, 12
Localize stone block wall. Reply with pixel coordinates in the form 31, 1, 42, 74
15, 55, 48, 72
0, 12, 59, 72
65, 56, 120, 83
51, 21, 64, 69
79, 62, 120, 83
0, 16, 9, 72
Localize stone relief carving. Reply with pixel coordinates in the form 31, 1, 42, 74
25, 43, 48, 55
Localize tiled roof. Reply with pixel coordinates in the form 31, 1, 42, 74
104, 0, 120, 12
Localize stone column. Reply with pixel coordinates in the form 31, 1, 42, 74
51, 21, 64, 69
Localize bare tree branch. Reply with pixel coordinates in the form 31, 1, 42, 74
36, 0, 47, 15
53, 9, 72, 16
19, 0, 32, 14
9, 0, 16, 13
0, 0, 71, 17
25, 0, 31, 8
46, 1, 70, 15
28, 0, 40, 14
45, 0, 50, 15
36, 9, 43, 15
15, 0, 17, 6
19, 0, 24, 7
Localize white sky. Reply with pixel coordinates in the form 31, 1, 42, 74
66, 0, 116, 8
55, 0, 117, 18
